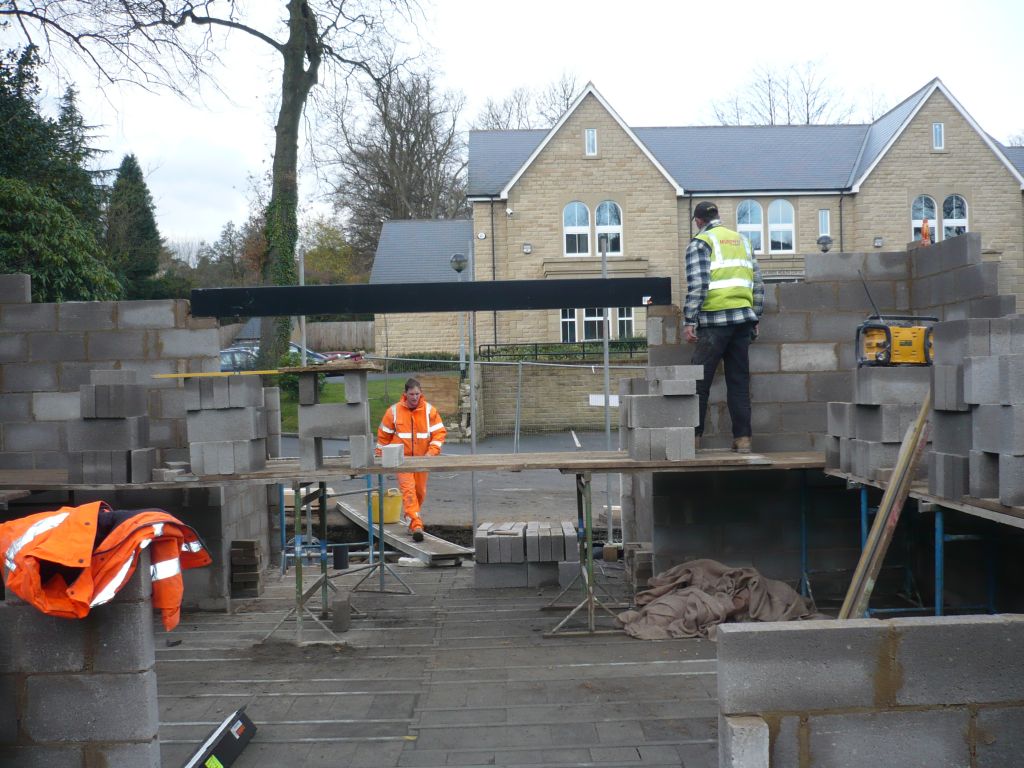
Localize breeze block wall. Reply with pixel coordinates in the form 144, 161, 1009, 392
717, 615, 1024, 768
0, 551, 161, 767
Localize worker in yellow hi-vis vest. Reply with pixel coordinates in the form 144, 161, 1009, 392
683, 201, 765, 454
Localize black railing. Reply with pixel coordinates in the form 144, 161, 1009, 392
477, 339, 648, 361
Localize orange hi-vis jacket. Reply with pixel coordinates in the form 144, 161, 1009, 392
376, 393, 447, 457
0, 501, 211, 631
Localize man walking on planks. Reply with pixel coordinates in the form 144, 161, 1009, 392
376, 378, 447, 541
683, 201, 765, 453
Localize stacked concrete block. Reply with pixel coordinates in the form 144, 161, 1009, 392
473, 521, 576, 588
67, 369, 154, 484
0, 550, 160, 764
297, 369, 372, 471
621, 364, 702, 461
263, 386, 282, 458
185, 376, 267, 476
645, 304, 686, 366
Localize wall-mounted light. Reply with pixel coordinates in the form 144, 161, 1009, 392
449, 253, 468, 274
505, 208, 514, 217
816, 235, 833, 253
873, 236, 884, 248
522, 243, 533, 254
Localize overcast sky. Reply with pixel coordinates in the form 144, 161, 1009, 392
13, 0, 1024, 246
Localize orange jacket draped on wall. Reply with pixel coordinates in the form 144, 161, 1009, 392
0, 501, 211, 631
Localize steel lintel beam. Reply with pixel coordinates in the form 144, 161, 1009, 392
190, 277, 672, 318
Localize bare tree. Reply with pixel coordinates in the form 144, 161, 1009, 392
535, 71, 579, 126
712, 61, 855, 126
324, 62, 467, 272
474, 73, 582, 130
1007, 132, 1024, 148
1, 0, 412, 365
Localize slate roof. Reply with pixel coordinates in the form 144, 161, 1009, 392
369, 219, 473, 284
1001, 144, 1024, 176
467, 78, 1018, 197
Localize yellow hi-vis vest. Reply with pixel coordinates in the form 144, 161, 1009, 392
694, 226, 755, 312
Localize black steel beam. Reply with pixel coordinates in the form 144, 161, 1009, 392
190, 277, 672, 318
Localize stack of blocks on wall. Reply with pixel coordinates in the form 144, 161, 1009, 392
67, 369, 155, 483
185, 376, 268, 475
295, 369, 373, 470
934, 317, 1024, 506
619, 363, 702, 461
473, 521, 577, 588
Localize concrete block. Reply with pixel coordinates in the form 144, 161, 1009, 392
473, 562, 528, 588
153, 388, 186, 419
0, 272, 31, 303
930, 410, 973, 456
32, 391, 80, 421
751, 373, 808, 403
183, 378, 201, 411
298, 401, 370, 438
748, 343, 780, 373
807, 371, 853, 403
647, 343, 689, 367
90, 604, 156, 673
263, 386, 281, 411
665, 427, 696, 461
130, 448, 157, 482
57, 301, 116, 331
157, 328, 219, 358
972, 405, 1005, 454
381, 444, 404, 468
2, 361, 58, 392
989, 317, 1024, 355
0, 602, 86, 673
23, 670, 159, 742
931, 318, 991, 365
558, 559, 581, 588
344, 371, 368, 403
85, 330, 145, 361
538, 524, 552, 561
1, 302, 56, 332
806, 709, 970, 768
927, 452, 968, 499
298, 372, 320, 405
646, 364, 703, 382
486, 531, 501, 563
562, 521, 577, 560
653, 378, 697, 396
719, 715, 769, 768
299, 437, 323, 471
228, 376, 264, 407
0, 392, 31, 423
474, 523, 493, 563
625, 394, 699, 429
894, 615, 1024, 706
619, 377, 648, 396
824, 434, 840, 468
717, 620, 885, 712
777, 281, 837, 312
853, 365, 931, 405
628, 426, 652, 460
780, 342, 838, 371
849, 439, 900, 481
964, 356, 1000, 405
267, 433, 282, 458
2, 422, 61, 452
756, 313, 809, 343
969, 450, 999, 499
118, 299, 176, 328
332, 595, 351, 633
90, 368, 138, 385
348, 434, 371, 468
998, 455, 1024, 506
827, 401, 855, 438
527, 561, 558, 587
187, 407, 260, 443
976, 706, 1024, 768
804, 251, 866, 282
0, 332, 27, 363
932, 364, 968, 412
999, 355, 1024, 405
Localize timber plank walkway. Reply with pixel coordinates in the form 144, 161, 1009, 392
156, 562, 719, 767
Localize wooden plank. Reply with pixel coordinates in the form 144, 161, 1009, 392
335, 501, 472, 564
839, 393, 932, 619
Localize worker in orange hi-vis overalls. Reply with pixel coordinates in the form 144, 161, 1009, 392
375, 378, 447, 542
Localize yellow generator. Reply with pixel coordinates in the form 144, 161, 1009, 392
856, 316, 936, 366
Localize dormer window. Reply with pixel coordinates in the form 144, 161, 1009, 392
932, 122, 945, 150
585, 128, 597, 156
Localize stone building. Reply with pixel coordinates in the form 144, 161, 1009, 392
373, 78, 1024, 355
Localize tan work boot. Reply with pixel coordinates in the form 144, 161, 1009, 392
731, 436, 752, 454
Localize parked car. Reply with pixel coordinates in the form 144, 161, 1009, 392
219, 347, 259, 372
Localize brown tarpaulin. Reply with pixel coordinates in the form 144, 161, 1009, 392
616, 558, 816, 640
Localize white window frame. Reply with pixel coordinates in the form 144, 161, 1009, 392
942, 194, 968, 240
736, 199, 764, 255
767, 199, 795, 254
617, 307, 634, 339
595, 200, 623, 257
560, 308, 577, 343
911, 194, 937, 242
583, 307, 605, 340
932, 122, 945, 150
563, 201, 590, 257
585, 128, 598, 156
818, 209, 831, 237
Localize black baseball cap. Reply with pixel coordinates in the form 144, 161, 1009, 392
692, 201, 719, 221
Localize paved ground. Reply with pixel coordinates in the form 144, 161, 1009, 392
157, 561, 719, 767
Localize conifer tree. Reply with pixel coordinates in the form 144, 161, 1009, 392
104, 153, 163, 298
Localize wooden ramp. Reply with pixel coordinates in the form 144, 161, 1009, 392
336, 501, 473, 565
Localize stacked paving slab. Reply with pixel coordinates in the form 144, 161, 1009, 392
296, 369, 373, 470
185, 377, 268, 475
473, 521, 577, 588
67, 369, 155, 483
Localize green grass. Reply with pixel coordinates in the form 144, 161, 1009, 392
279, 376, 457, 433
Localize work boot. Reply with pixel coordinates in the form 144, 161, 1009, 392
731, 436, 752, 454
409, 517, 424, 543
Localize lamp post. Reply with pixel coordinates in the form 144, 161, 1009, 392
450, 252, 478, 533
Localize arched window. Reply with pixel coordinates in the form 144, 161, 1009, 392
563, 201, 590, 257
912, 195, 937, 242
595, 201, 622, 256
737, 200, 763, 254
943, 194, 968, 239
767, 199, 795, 253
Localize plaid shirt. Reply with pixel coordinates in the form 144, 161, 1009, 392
683, 219, 765, 327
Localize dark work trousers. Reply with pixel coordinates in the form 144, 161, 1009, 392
692, 321, 756, 438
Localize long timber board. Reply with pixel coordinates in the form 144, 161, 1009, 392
336, 501, 473, 565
